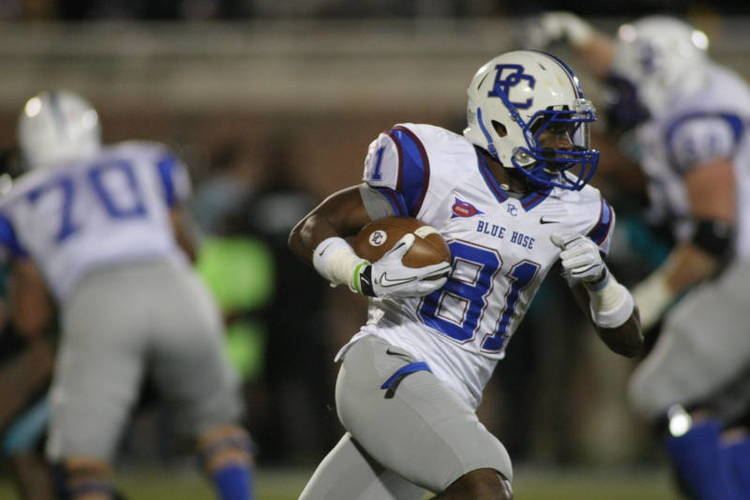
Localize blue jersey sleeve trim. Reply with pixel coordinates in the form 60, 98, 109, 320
373, 187, 409, 217
156, 153, 180, 208
587, 199, 614, 246
665, 112, 745, 174
0, 213, 28, 258
389, 126, 430, 217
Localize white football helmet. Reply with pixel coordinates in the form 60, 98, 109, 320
611, 16, 709, 117
464, 50, 599, 191
18, 90, 101, 169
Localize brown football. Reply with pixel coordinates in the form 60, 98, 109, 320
351, 216, 450, 267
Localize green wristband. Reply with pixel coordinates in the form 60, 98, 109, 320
351, 261, 370, 294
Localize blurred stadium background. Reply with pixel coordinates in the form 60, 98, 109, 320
1, 1, 749, 498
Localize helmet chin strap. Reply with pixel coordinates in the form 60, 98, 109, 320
476, 107, 499, 159
480, 147, 537, 195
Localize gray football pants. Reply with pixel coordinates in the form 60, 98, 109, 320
629, 259, 750, 420
300, 335, 511, 499
46, 258, 241, 462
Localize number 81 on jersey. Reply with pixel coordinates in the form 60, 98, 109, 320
418, 240, 540, 354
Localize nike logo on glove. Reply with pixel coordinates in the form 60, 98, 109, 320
539, 216, 560, 225
318, 241, 333, 257
378, 272, 418, 288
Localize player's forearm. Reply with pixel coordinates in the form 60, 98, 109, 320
10, 261, 54, 340
574, 32, 617, 79
661, 242, 720, 294
632, 242, 721, 331
596, 311, 643, 358
572, 277, 643, 357
170, 207, 200, 263
289, 212, 341, 264
536, 12, 615, 78
288, 185, 371, 264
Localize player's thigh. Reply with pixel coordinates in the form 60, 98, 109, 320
300, 432, 425, 500
630, 264, 750, 417
149, 270, 242, 434
48, 281, 147, 462
336, 335, 512, 494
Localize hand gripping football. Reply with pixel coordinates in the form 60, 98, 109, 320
352, 216, 450, 267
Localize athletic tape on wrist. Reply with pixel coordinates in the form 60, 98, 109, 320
586, 270, 635, 328
312, 237, 368, 292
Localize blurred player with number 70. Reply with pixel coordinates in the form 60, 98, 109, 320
0, 90, 254, 500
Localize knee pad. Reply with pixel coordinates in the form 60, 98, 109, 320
198, 425, 253, 473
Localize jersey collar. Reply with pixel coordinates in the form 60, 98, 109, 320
475, 147, 552, 211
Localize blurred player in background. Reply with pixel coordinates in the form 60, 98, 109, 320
0, 307, 55, 500
0, 90, 254, 500
289, 49, 642, 499
0, 147, 56, 500
531, 12, 750, 499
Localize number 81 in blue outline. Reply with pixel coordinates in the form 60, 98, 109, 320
418, 239, 540, 354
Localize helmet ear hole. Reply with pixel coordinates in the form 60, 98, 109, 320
491, 121, 507, 138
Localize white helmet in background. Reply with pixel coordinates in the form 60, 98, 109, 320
18, 90, 101, 169
464, 50, 599, 191
612, 16, 709, 116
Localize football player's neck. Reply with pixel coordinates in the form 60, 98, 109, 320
483, 151, 532, 197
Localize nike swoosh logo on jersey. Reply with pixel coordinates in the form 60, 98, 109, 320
539, 217, 560, 224
378, 272, 417, 288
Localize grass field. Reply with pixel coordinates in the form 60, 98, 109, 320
0, 466, 678, 499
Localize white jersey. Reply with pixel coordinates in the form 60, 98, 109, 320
343, 123, 614, 408
633, 62, 750, 258
0, 141, 191, 301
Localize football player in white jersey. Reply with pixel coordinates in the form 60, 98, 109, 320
532, 13, 750, 499
289, 50, 642, 500
0, 91, 254, 500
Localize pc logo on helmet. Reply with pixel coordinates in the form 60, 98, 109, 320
488, 64, 536, 110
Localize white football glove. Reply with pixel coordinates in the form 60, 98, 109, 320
551, 233, 606, 285
359, 233, 451, 298
527, 11, 594, 49
552, 233, 636, 329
